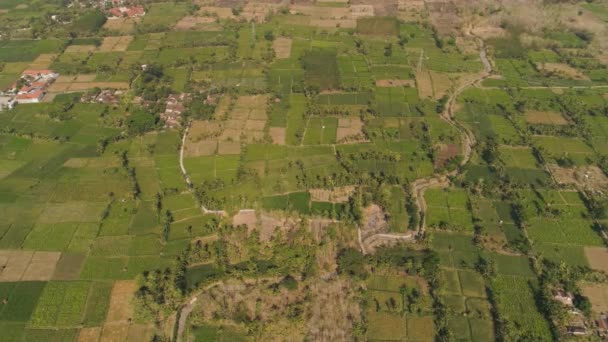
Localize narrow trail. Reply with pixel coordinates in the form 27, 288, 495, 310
179, 123, 229, 216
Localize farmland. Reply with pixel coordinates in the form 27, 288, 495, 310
0, 0, 607, 341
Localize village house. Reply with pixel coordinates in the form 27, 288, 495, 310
107, 5, 145, 18
553, 289, 574, 307
161, 94, 188, 128
565, 311, 588, 336
81, 89, 122, 105
11, 70, 59, 104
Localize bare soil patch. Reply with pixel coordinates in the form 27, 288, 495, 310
78, 327, 102, 342
290, 5, 350, 19
361, 204, 388, 238
174, 16, 218, 30
337, 117, 366, 143
547, 164, 608, 190
350, 5, 375, 18
106, 280, 137, 323
21, 251, 61, 281
241, 2, 280, 22
310, 186, 355, 203
585, 246, 608, 273
259, 214, 299, 242
99, 36, 133, 52
232, 210, 257, 230
103, 17, 140, 33
581, 283, 608, 313
0, 251, 34, 282
471, 26, 508, 40
269, 127, 286, 145
526, 110, 569, 125
415, 70, 433, 99
434, 144, 460, 169
127, 324, 155, 341
28, 54, 57, 69
307, 278, 361, 341
272, 37, 292, 59
100, 323, 130, 342
376, 79, 415, 87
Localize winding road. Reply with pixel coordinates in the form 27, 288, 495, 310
175, 34, 494, 340
411, 34, 493, 237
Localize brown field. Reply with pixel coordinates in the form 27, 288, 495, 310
310, 186, 355, 203
127, 324, 155, 341
273, 37, 292, 59
290, 5, 350, 19
585, 246, 608, 273
310, 19, 357, 29
28, 54, 57, 69
259, 214, 300, 242
428, 71, 455, 100
103, 17, 140, 33
106, 280, 137, 323
217, 141, 241, 155
547, 164, 608, 189
376, 79, 415, 87
269, 127, 286, 145
197, 6, 235, 19
0, 251, 61, 282
337, 117, 365, 143
415, 70, 434, 99
47, 81, 129, 93
174, 16, 219, 31
307, 278, 361, 341
538, 63, 590, 80
78, 327, 102, 342
99, 36, 133, 52
242, 1, 280, 19
350, 4, 375, 18
581, 283, 608, 313
100, 323, 130, 342
64, 45, 97, 53
471, 26, 508, 39
526, 110, 569, 125
232, 210, 257, 230
434, 144, 460, 168
21, 251, 61, 281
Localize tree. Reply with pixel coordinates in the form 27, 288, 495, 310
337, 248, 367, 278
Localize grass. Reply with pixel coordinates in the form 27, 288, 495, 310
0, 282, 46, 322
491, 275, 552, 340
301, 49, 340, 90
357, 17, 400, 36
31, 281, 90, 327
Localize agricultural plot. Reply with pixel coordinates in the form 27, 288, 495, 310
491, 275, 552, 340
425, 188, 474, 231
302, 49, 340, 90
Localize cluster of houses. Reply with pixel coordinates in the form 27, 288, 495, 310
81, 89, 123, 105
107, 5, 145, 18
161, 94, 188, 128
0, 69, 59, 110
552, 289, 608, 338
